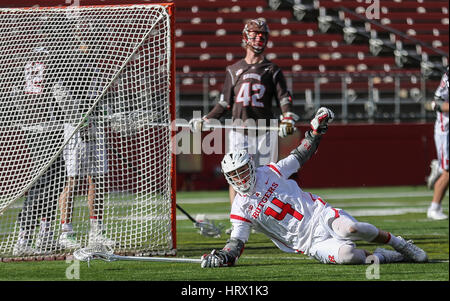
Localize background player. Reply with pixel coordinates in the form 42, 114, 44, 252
200, 107, 428, 267
189, 19, 300, 224
57, 34, 114, 249
11, 27, 67, 256
425, 67, 449, 220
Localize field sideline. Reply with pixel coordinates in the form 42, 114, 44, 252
0, 186, 448, 289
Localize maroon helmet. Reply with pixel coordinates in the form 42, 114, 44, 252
242, 18, 269, 54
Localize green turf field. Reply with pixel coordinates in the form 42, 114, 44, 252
0, 186, 448, 284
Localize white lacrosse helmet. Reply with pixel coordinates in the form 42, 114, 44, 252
221, 149, 256, 196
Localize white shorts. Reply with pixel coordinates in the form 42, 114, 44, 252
309, 205, 357, 264
434, 129, 449, 172
310, 237, 355, 264
63, 123, 108, 177
227, 129, 278, 167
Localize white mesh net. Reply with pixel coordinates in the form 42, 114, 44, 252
0, 4, 175, 259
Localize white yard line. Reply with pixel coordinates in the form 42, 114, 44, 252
177, 190, 442, 204
176, 207, 433, 220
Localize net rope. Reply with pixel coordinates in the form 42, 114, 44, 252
0, 4, 174, 259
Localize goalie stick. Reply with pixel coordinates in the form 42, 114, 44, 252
73, 244, 201, 266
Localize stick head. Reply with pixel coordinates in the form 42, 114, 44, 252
194, 219, 224, 238
73, 244, 116, 263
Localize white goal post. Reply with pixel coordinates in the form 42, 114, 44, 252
0, 3, 176, 260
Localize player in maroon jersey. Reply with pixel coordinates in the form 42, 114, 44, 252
190, 19, 301, 212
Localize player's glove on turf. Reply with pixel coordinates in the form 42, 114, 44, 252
188, 117, 206, 132
310, 107, 334, 134
201, 249, 235, 268
279, 112, 300, 138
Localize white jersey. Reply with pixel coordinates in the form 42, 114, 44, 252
434, 71, 449, 133
230, 155, 341, 256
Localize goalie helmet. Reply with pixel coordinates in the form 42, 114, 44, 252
221, 149, 256, 196
242, 18, 269, 54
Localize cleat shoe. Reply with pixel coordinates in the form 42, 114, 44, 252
426, 159, 441, 190
59, 232, 81, 249
88, 231, 116, 247
35, 231, 59, 254
13, 239, 36, 256
394, 237, 428, 263
373, 248, 404, 263
427, 208, 448, 220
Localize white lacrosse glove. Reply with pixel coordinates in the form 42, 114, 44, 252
279, 112, 300, 138
188, 116, 206, 132
201, 249, 234, 268
310, 107, 334, 134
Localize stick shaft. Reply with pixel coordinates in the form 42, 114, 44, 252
176, 204, 198, 223
108, 254, 201, 263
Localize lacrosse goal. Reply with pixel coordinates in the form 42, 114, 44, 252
0, 3, 176, 260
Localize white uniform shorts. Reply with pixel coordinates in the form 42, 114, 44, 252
63, 123, 108, 177
227, 129, 278, 167
434, 128, 449, 172
309, 208, 357, 264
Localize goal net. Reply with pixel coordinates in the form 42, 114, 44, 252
0, 3, 176, 260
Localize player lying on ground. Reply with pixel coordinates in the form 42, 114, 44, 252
201, 107, 428, 267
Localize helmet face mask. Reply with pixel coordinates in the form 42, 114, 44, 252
242, 19, 269, 54
221, 150, 256, 196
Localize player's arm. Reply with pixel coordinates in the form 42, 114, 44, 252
200, 195, 251, 269
274, 67, 300, 137
425, 97, 449, 113
425, 70, 449, 113
201, 217, 250, 268
277, 107, 334, 177
189, 69, 233, 132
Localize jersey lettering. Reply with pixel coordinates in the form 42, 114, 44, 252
24, 62, 45, 94
264, 198, 304, 221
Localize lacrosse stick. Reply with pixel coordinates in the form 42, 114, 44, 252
73, 244, 201, 267
105, 114, 282, 132
176, 204, 224, 238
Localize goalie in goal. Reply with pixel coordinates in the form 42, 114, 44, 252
12, 24, 115, 255
56, 49, 116, 250
201, 108, 428, 267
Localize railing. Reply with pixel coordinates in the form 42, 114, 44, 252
176, 71, 439, 123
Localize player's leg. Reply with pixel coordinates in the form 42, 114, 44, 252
256, 129, 278, 165
86, 128, 115, 247
58, 176, 80, 249
225, 129, 245, 234
310, 238, 369, 264
427, 132, 449, 220
14, 184, 42, 255
330, 212, 427, 262
428, 169, 449, 219
58, 129, 84, 249
35, 154, 67, 253
226, 129, 247, 205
